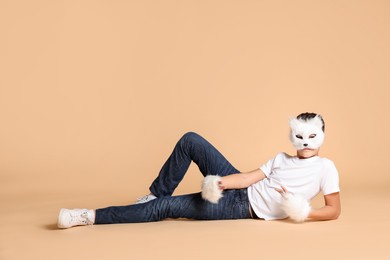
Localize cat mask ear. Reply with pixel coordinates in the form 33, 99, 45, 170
289, 116, 325, 150
310, 115, 324, 131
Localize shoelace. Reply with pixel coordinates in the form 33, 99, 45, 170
71, 210, 93, 225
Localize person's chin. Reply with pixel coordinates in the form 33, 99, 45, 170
298, 148, 316, 158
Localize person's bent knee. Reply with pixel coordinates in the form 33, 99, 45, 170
182, 131, 200, 138
181, 132, 202, 143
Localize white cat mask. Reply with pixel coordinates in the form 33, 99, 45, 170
289, 115, 325, 150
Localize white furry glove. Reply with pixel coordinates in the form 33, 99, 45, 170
201, 175, 223, 204
280, 192, 311, 223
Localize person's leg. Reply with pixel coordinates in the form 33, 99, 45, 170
95, 189, 252, 224
149, 132, 240, 197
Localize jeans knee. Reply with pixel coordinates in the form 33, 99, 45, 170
177, 132, 200, 147
182, 131, 199, 139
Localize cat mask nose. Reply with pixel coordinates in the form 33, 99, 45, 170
303, 143, 308, 147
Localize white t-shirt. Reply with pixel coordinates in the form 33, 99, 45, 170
247, 152, 340, 220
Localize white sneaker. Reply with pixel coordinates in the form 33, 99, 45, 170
57, 208, 95, 229
135, 194, 157, 204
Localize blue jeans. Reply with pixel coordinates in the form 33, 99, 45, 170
95, 132, 253, 224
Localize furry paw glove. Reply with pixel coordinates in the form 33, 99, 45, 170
201, 175, 223, 204
280, 192, 311, 223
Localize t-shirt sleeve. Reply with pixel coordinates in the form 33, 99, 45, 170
321, 160, 340, 195
259, 153, 280, 177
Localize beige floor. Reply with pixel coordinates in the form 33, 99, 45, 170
1, 184, 389, 260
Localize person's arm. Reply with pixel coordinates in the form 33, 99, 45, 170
218, 169, 266, 190
308, 192, 341, 221
275, 186, 341, 221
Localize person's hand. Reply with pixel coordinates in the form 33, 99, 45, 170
274, 186, 289, 197
218, 180, 226, 191
275, 185, 311, 222
201, 175, 223, 204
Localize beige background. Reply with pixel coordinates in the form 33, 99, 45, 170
1, 1, 390, 259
